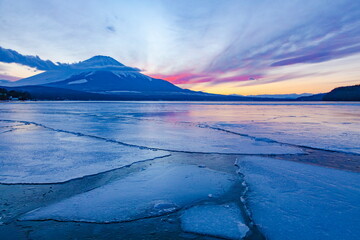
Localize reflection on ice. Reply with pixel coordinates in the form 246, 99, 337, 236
20, 164, 236, 223
0, 109, 302, 155
2, 101, 358, 154
236, 156, 360, 240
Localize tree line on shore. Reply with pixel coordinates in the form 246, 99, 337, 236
0, 88, 31, 100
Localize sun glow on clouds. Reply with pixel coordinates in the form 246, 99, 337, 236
0, 62, 44, 81
191, 53, 360, 95
0, 0, 360, 94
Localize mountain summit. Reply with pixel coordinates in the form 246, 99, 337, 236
72, 56, 125, 69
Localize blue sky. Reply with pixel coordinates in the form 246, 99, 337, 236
0, 0, 359, 94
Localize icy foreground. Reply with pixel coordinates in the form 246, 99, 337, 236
20, 164, 236, 222
0, 103, 302, 155
1, 102, 359, 239
181, 204, 249, 239
0, 124, 168, 183
213, 103, 360, 154
1, 102, 359, 154
236, 157, 360, 240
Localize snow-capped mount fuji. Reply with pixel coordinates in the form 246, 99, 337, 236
34, 55, 186, 93
4, 55, 143, 87
1, 53, 266, 100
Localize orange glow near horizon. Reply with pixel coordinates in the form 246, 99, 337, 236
147, 54, 360, 95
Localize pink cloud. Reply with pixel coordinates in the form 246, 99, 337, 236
0, 74, 21, 81
149, 72, 263, 86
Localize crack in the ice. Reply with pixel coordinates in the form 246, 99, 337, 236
80, 113, 360, 156
0, 154, 171, 186
1, 108, 358, 155
0, 119, 162, 152
17, 197, 218, 225
200, 124, 360, 156
16, 173, 266, 240
234, 159, 266, 240
0, 123, 25, 129
0, 119, 302, 156
71, 113, 309, 154
0, 124, 27, 134
0, 129, 15, 134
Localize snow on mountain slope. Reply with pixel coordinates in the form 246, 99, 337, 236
4, 69, 84, 86
46, 70, 185, 93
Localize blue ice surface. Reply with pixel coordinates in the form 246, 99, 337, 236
236, 156, 360, 240
0, 123, 168, 183
181, 203, 249, 239
0, 102, 302, 154
20, 164, 236, 222
2, 101, 359, 153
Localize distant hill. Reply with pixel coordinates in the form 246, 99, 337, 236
323, 84, 360, 101
296, 93, 326, 101
246, 93, 313, 99
0, 79, 11, 85
295, 84, 360, 101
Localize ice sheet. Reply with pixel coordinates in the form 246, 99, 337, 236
218, 120, 360, 154
72, 119, 301, 154
236, 156, 360, 240
20, 164, 237, 222
206, 103, 360, 154
181, 203, 249, 239
2, 101, 358, 156
0, 124, 168, 183
0, 103, 302, 154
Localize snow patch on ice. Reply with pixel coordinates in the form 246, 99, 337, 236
20, 164, 236, 222
236, 156, 360, 240
67, 79, 88, 85
150, 200, 178, 215
181, 204, 249, 239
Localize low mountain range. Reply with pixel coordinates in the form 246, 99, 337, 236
244, 93, 313, 99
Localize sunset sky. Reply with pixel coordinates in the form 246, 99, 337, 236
0, 0, 359, 95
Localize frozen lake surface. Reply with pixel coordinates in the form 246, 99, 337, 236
0, 101, 359, 239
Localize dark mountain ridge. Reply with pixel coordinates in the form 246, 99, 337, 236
1, 85, 293, 101
323, 84, 360, 101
